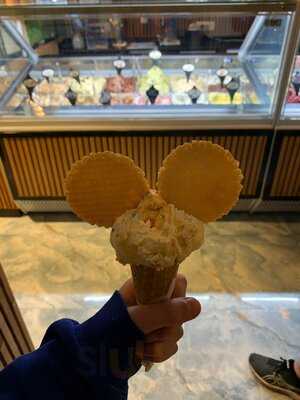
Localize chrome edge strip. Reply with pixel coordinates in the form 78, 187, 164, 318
0, 117, 273, 133
0, 1, 296, 17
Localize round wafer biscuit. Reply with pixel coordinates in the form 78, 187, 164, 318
65, 152, 150, 227
157, 141, 243, 223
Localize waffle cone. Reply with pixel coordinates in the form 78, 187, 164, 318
157, 140, 243, 223
130, 263, 179, 305
65, 152, 149, 227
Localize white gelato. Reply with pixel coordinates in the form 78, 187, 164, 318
170, 76, 206, 93
70, 77, 106, 96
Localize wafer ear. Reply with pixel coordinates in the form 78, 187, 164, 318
65, 152, 150, 227
157, 140, 243, 223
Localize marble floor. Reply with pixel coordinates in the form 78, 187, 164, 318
0, 213, 300, 399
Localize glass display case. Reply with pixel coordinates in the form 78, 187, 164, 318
0, 0, 298, 130
0, 0, 299, 215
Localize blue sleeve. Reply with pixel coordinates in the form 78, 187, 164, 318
0, 291, 144, 400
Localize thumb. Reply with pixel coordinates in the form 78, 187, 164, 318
128, 297, 201, 335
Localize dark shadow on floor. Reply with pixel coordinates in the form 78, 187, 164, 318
28, 211, 300, 223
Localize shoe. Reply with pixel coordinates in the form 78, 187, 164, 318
249, 353, 300, 399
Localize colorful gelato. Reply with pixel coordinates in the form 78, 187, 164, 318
33, 92, 70, 107
208, 92, 243, 105
171, 93, 191, 105
287, 87, 300, 103
170, 76, 206, 93
70, 76, 106, 97
138, 66, 170, 96
106, 76, 136, 93
155, 96, 172, 105
34, 78, 70, 96
6, 83, 27, 109
110, 93, 135, 105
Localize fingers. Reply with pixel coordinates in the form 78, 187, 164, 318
136, 325, 184, 364
128, 297, 201, 334
172, 274, 187, 299
137, 341, 179, 363
145, 326, 184, 344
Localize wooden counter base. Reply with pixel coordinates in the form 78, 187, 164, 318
1, 133, 270, 203
270, 134, 300, 199
0, 158, 18, 211
0, 263, 34, 369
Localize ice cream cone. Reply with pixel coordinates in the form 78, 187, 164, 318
130, 263, 179, 305
130, 262, 179, 371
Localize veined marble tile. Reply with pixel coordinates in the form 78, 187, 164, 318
0, 214, 300, 295
15, 292, 300, 400
1, 214, 300, 399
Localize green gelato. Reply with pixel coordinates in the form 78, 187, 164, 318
138, 66, 170, 96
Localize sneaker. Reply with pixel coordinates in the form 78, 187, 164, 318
249, 353, 300, 399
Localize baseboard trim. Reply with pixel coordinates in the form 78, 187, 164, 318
0, 209, 22, 217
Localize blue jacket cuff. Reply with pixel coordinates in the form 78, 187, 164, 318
78, 291, 144, 346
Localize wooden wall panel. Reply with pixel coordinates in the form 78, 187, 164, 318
0, 263, 33, 370
0, 159, 18, 210
271, 136, 300, 197
3, 135, 267, 198
123, 16, 253, 41
0, 332, 14, 367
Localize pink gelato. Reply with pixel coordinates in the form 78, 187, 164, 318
134, 95, 147, 105
106, 76, 136, 93
155, 96, 172, 105
287, 87, 300, 103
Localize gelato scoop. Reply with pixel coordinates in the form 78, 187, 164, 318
70, 77, 106, 96
138, 66, 170, 96
170, 76, 205, 93
110, 191, 204, 269
106, 76, 136, 93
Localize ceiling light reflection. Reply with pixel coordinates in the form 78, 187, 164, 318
84, 294, 211, 302
189, 295, 211, 301
241, 296, 299, 302
84, 295, 111, 302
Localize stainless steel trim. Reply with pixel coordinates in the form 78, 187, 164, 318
251, 199, 300, 212
0, 62, 32, 111
0, 117, 273, 133
0, 1, 296, 17
233, 199, 257, 211
0, 20, 38, 64
16, 198, 253, 213
276, 119, 300, 128
15, 200, 72, 213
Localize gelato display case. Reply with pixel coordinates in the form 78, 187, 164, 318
0, 0, 299, 214
0, 5, 295, 127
